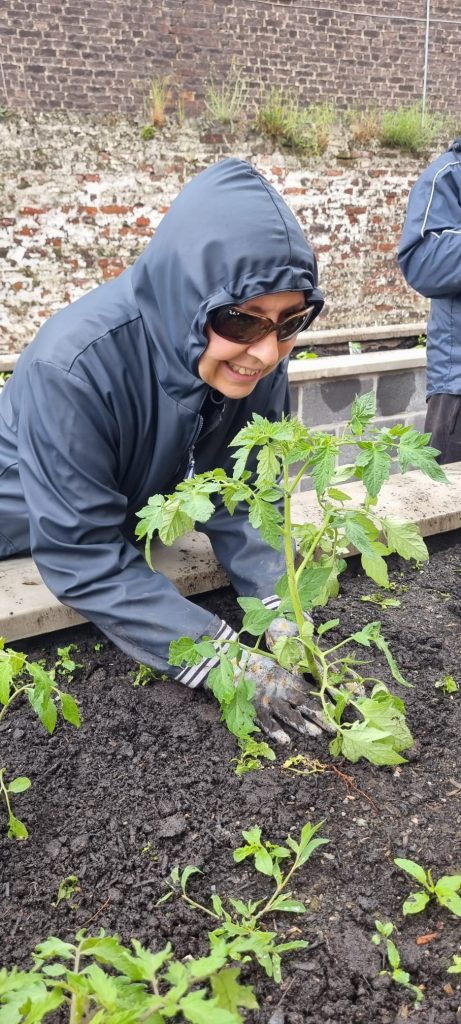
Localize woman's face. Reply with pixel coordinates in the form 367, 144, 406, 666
198, 291, 305, 398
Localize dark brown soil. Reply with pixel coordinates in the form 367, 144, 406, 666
1, 531, 461, 1023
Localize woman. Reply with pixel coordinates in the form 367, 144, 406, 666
0, 158, 324, 741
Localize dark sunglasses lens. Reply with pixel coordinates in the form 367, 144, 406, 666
277, 308, 315, 342
211, 308, 265, 343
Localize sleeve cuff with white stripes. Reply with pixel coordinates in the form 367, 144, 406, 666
175, 620, 237, 689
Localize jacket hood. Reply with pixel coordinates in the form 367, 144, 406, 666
130, 158, 324, 405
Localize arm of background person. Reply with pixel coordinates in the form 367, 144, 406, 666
17, 360, 222, 674
398, 157, 461, 298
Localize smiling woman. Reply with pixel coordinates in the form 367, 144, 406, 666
0, 157, 324, 738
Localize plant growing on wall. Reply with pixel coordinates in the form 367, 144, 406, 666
136, 393, 446, 768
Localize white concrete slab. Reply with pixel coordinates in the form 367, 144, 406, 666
1, 464, 460, 644
288, 346, 426, 382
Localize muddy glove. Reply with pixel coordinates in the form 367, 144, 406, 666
234, 649, 333, 745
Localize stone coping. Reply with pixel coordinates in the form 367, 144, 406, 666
294, 320, 426, 348
1, 462, 460, 643
288, 346, 426, 382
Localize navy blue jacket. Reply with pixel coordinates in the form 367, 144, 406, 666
0, 158, 322, 673
398, 140, 461, 398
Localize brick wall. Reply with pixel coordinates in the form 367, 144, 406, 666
2, 0, 461, 115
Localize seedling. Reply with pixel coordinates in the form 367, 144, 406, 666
132, 663, 155, 688
0, 639, 81, 733
137, 395, 445, 768
434, 674, 458, 696
55, 644, 82, 680
0, 928, 255, 1022
361, 591, 401, 609
158, 821, 328, 982
394, 858, 461, 917
0, 767, 31, 840
371, 919, 424, 1003
447, 955, 461, 973
51, 875, 80, 909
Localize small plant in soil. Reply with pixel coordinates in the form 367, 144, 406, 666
136, 394, 446, 768
361, 591, 401, 609
0, 640, 81, 733
55, 644, 82, 680
51, 875, 80, 909
448, 955, 461, 973
394, 858, 461, 917
158, 821, 328, 982
0, 768, 31, 839
371, 919, 424, 1003
434, 674, 459, 696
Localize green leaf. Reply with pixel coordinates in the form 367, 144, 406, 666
382, 517, 429, 563
447, 955, 461, 973
207, 658, 236, 705
295, 565, 332, 610
327, 487, 351, 502
270, 894, 306, 913
7, 777, 31, 794
398, 429, 448, 481
59, 692, 81, 728
187, 941, 228, 979
402, 891, 430, 915
180, 990, 239, 1024
237, 597, 278, 636
7, 814, 28, 840
436, 888, 461, 917
344, 511, 379, 558
361, 551, 389, 588
254, 847, 274, 876
357, 691, 413, 753
394, 858, 428, 886
85, 963, 118, 1009
349, 391, 376, 434
38, 698, 57, 735
210, 967, 258, 1014
159, 499, 194, 545
311, 445, 336, 495
0, 661, 12, 706
272, 637, 303, 671
372, 628, 411, 688
386, 938, 400, 970
178, 490, 216, 524
222, 677, 257, 739
317, 618, 339, 636
168, 637, 205, 668
256, 446, 281, 487
357, 445, 392, 497
334, 723, 407, 766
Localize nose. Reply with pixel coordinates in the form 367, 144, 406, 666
247, 329, 279, 365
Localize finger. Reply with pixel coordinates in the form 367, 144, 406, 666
256, 706, 292, 745
295, 699, 337, 735
270, 698, 323, 738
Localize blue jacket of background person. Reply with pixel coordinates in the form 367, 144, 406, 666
0, 158, 323, 675
398, 139, 461, 399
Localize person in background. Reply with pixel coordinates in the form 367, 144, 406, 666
398, 138, 461, 464
0, 158, 325, 744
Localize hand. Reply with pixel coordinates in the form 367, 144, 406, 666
236, 650, 335, 746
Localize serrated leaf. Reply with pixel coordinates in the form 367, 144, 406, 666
344, 512, 379, 558
402, 891, 429, 915
256, 446, 281, 487
398, 429, 448, 481
357, 446, 392, 497
237, 597, 278, 636
59, 692, 81, 728
168, 637, 204, 668
272, 636, 303, 671
361, 551, 389, 588
382, 516, 429, 564
159, 500, 194, 545
207, 658, 235, 705
180, 990, 238, 1024
222, 677, 257, 739
7, 777, 31, 794
210, 967, 259, 1015
349, 391, 376, 434
327, 487, 351, 501
358, 692, 413, 753
334, 723, 407, 765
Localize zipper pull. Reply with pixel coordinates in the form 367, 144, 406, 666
185, 446, 196, 479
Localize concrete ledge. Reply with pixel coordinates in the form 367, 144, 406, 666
294, 320, 426, 348
288, 346, 426, 382
1, 463, 460, 644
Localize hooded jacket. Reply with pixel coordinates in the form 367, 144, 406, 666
0, 158, 323, 673
398, 140, 461, 398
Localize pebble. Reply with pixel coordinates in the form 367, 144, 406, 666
157, 814, 187, 838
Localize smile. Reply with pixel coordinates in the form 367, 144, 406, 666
227, 362, 260, 377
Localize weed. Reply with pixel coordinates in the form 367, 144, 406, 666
55, 644, 82, 680
0, 372, 12, 389
416, 333, 427, 347
0, 768, 31, 839
344, 105, 380, 146
295, 350, 318, 360
379, 103, 444, 153
361, 591, 401, 610
140, 124, 156, 141
394, 858, 461, 917
0, 640, 81, 732
434, 674, 458, 695
448, 955, 461, 973
145, 75, 171, 127
93, 642, 104, 652
204, 62, 248, 126
132, 663, 155, 688
137, 393, 446, 768
51, 875, 80, 908
256, 91, 335, 154
371, 919, 424, 1002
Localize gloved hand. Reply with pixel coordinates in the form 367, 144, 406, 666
235, 649, 335, 746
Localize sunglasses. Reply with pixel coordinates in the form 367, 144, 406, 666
208, 301, 321, 345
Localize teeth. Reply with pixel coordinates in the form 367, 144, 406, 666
228, 363, 259, 376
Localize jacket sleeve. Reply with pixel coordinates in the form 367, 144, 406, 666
17, 360, 222, 673
398, 157, 461, 298
196, 364, 290, 598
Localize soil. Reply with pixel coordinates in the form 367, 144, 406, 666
1, 530, 461, 1023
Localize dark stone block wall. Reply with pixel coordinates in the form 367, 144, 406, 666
1, 0, 461, 115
